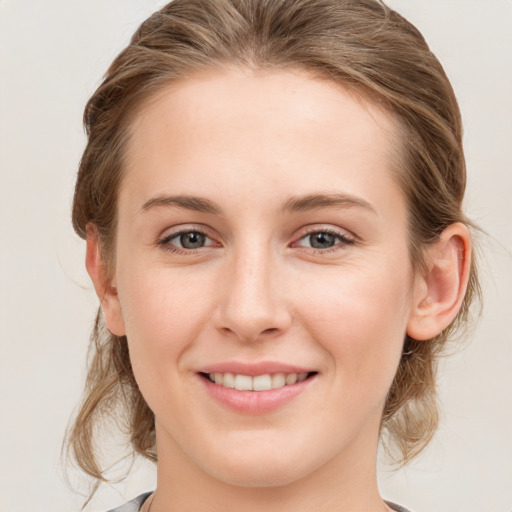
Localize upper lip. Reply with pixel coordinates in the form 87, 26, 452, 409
197, 361, 316, 376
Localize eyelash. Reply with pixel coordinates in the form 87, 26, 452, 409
156, 227, 356, 255
156, 228, 215, 254
293, 228, 356, 253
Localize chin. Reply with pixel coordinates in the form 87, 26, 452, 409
213, 463, 307, 488
198, 443, 322, 489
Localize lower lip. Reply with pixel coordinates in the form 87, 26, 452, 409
199, 374, 316, 414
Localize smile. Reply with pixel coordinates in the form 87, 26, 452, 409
205, 372, 311, 391
199, 370, 318, 414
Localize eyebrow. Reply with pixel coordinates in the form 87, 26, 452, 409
140, 195, 222, 214
140, 192, 375, 215
282, 193, 376, 214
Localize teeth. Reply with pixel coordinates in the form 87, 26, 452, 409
285, 373, 297, 385
207, 372, 312, 391
235, 374, 252, 390
253, 374, 272, 391
223, 373, 235, 388
271, 373, 286, 388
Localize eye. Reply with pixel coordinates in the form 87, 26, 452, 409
305, 232, 337, 249
294, 229, 355, 251
158, 229, 217, 252
175, 231, 207, 249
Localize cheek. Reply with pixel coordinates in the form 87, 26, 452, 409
116, 266, 215, 381
296, 261, 412, 394
120, 260, 213, 328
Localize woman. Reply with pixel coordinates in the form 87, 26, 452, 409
68, 1, 480, 511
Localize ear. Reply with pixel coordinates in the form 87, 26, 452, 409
407, 222, 471, 341
85, 225, 126, 337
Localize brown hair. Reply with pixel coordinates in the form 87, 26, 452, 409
68, 0, 480, 483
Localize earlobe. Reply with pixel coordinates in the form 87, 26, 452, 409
85, 225, 126, 337
407, 223, 471, 341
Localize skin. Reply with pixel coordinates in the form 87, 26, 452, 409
87, 68, 471, 512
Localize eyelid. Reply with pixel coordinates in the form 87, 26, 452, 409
291, 225, 357, 251
154, 223, 356, 254
156, 224, 220, 252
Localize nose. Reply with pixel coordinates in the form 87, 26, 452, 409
213, 248, 292, 343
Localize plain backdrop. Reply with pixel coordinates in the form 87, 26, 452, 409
0, 1, 511, 511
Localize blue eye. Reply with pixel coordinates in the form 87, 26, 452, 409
296, 230, 354, 250
307, 232, 337, 249
159, 230, 214, 252
176, 231, 206, 249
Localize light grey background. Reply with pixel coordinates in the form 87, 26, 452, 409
0, 1, 511, 511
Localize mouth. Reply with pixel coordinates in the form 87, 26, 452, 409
197, 365, 318, 414
199, 371, 318, 391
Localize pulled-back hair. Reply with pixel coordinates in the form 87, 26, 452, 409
69, 0, 480, 483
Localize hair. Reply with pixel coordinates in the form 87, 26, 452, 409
68, 0, 481, 485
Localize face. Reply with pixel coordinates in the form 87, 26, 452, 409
107, 68, 422, 487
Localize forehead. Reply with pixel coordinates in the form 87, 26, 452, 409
122, 68, 403, 217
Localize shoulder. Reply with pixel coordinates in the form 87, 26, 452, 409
104, 494, 409, 512
105, 492, 153, 512
386, 502, 414, 512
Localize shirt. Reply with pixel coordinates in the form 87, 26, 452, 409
106, 492, 413, 512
